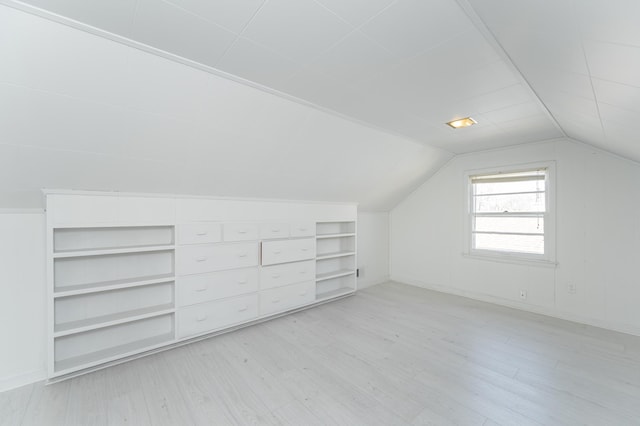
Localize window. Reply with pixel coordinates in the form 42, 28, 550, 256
467, 165, 554, 261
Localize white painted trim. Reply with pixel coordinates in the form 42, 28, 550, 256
41, 189, 358, 206
0, 208, 44, 214
0, 369, 46, 393
460, 253, 557, 268
392, 276, 640, 338
0, 0, 444, 153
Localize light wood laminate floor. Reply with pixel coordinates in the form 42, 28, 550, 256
3, 281, 640, 425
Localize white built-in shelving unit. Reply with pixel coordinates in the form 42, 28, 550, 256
46, 191, 357, 380
315, 221, 357, 301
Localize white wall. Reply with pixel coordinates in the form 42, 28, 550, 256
0, 212, 46, 392
357, 212, 390, 289
390, 138, 640, 336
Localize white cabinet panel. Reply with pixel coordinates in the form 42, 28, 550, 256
290, 221, 315, 237
177, 223, 222, 245
117, 197, 175, 224
48, 195, 118, 226
261, 238, 315, 266
176, 242, 259, 275
260, 222, 290, 240
223, 223, 259, 241
259, 281, 315, 316
177, 294, 258, 338
177, 267, 258, 307
260, 260, 315, 290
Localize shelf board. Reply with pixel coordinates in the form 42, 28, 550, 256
315, 287, 355, 302
53, 244, 175, 259
316, 251, 356, 260
54, 304, 175, 337
316, 269, 356, 282
54, 332, 175, 375
54, 274, 175, 298
316, 233, 356, 239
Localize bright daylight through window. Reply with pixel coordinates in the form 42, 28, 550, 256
469, 168, 548, 258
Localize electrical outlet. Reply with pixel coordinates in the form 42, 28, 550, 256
568, 283, 577, 294
519, 290, 528, 300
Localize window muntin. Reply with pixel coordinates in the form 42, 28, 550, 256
470, 168, 547, 257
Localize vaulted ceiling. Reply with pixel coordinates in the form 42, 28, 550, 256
1, 0, 639, 208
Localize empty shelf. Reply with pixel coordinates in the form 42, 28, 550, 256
316, 287, 355, 301
53, 244, 175, 258
316, 269, 356, 282
54, 274, 175, 298
316, 251, 356, 260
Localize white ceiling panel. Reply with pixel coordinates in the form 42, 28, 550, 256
314, 0, 396, 27
131, 0, 237, 67
359, 0, 474, 59
22, 0, 136, 35
242, 0, 353, 63
583, 41, 640, 88
163, 0, 264, 33
216, 37, 302, 88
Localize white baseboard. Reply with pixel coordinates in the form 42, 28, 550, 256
392, 275, 640, 338
358, 275, 389, 289
0, 369, 46, 393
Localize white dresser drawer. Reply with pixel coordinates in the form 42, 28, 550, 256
259, 281, 315, 316
223, 223, 259, 242
177, 223, 222, 245
176, 242, 259, 275
177, 267, 258, 307
260, 223, 290, 240
177, 294, 258, 339
260, 260, 315, 290
290, 222, 315, 238
261, 238, 316, 266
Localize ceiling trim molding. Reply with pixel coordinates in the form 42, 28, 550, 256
0, 0, 452, 154
454, 0, 568, 140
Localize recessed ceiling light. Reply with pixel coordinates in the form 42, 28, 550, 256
446, 117, 477, 129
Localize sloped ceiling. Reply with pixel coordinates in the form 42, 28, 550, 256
1, 0, 638, 209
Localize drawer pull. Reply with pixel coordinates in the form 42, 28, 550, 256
273, 250, 282, 254
272, 298, 280, 304
196, 257, 207, 262
271, 273, 281, 279
237, 229, 247, 234
301, 248, 309, 252
299, 291, 308, 296
298, 227, 307, 231
237, 306, 248, 312
237, 252, 248, 258
272, 228, 280, 232
196, 314, 207, 322
195, 286, 207, 292
237, 279, 248, 285
299, 270, 307, 274
196, 231, 208, 236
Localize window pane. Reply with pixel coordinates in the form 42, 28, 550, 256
473, 179, 545, 195
474, 233, 544, 254
474, 217, 544, 234
474, 193, 545, 213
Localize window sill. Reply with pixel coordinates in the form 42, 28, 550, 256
461, 252, 558, 268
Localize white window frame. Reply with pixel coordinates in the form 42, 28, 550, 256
464, 161, 556, 265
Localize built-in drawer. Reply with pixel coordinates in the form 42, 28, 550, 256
177, 223, 222, 245
260, 260, 315, 290
260, 223, 290, 240
290, 222, 315, 238
177, 267, 258, 307
261, 238, 315, 266
259, 281, 315, 316
223, 223, 259, 242
177, 294, 258, 339
176, 242, 259, 275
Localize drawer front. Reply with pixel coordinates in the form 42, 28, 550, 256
223, 223, 259, 242
260, 260, 315, 290
259, 281, 315, 316
177, 223, 222, 245
177, 267, 258, 307
176, 243, 259, 275
290, 222, 315, 238
261, 238, 316, 266
178, 294, 258, 338
260, 223, 290, 240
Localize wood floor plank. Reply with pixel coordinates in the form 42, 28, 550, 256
3, 281, 640, 425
